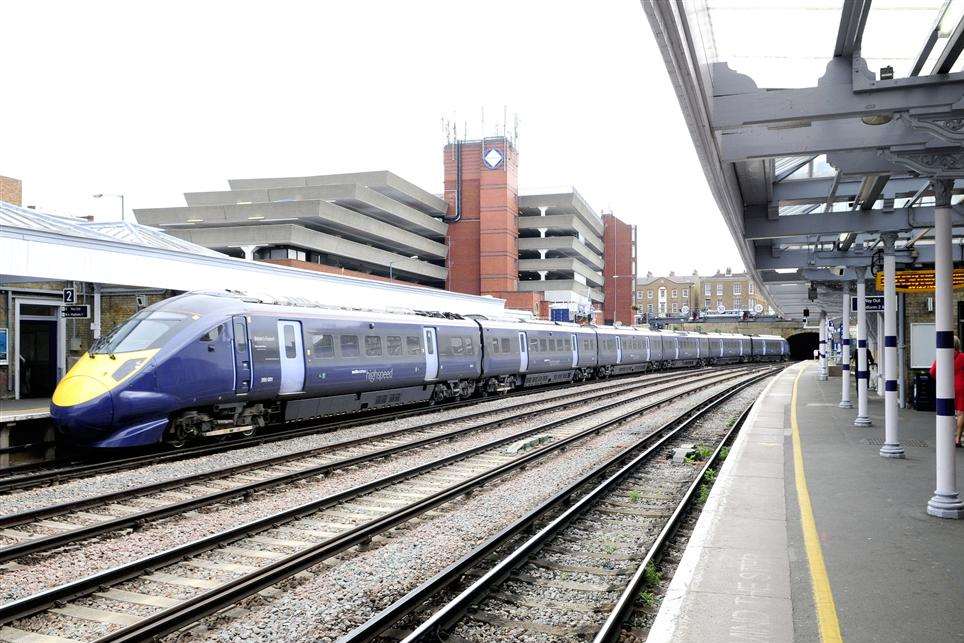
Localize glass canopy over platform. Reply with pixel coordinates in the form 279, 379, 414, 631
645, 0, 964, 318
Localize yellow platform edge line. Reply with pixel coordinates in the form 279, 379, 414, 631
791, 365, 844, 642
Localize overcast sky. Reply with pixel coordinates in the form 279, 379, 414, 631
3, 0, 743, 277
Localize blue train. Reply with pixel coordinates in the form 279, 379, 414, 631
50, 292, 788, 448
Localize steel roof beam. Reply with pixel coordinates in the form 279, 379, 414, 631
719, 117, 939, 161
744, 205, 964, 240
712, 58, 964, 129
935, 14, 964, 74
756, 243, 960, 269
856, 174, 890, 210
773, 176, 939, 205
834, 0, 873, 58
911, 0, 952, 76
761, 268, 860, 283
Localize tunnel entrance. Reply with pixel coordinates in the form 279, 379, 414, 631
787, 332, 819, 361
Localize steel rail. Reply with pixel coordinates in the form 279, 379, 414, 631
0, 367, 704, 493
0, 369, 736, 563
0, 370, 701, 529
391, 374, 769, 642
592, 400, 755, 642
0, 367, 771, 638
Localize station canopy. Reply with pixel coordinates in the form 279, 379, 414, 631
645, 0, 964, 319
1, 201, 506, 317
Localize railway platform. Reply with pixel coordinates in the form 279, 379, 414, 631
650, 361, 964, 642
0, 399, 54, 469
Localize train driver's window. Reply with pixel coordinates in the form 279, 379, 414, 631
501, 337, 511, 353
387, 336, 403, 356
313, 334, 334, 359
233, 320, 247, 352
365, 335, 383, 356
341, 335, 360, 358
200, 325, 222, 342
406, 336, 422, 355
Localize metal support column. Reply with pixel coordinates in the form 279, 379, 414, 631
855, 269, 872, 426
877, 313, 885, 396
928, 180, 963, 518
818, 310, 828, 380
840, 283, 853, 408
880, 233, 904, 458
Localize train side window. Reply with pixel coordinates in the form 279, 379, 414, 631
283, 325, 296, 358
464, 336, 475, 356
341, 335, 360, 358
233, 320, 247, 352
406, 336, 422, 355
529, 338, 539, 352
449, 337, 464, 355
365, 335, 383, 356
490, 337, 500, 354
313, 334, 334, 359
425, 337, 434, 355
387, 336, 403, 356
539, 339, 547, 352
501, 337, 511, 353
201, 325, 222, 342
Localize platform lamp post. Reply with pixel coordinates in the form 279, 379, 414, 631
928, 179, 963, 518
840, 281, 853, 408
880, 233, 904, 458
93, 193, 125, 222
854, 267, 872, 427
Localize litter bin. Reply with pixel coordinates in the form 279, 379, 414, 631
913, 370, 935, 412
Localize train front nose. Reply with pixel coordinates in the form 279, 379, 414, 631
51, 374, 114, 440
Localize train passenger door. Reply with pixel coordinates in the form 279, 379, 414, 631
518, 332, 529, 372
277, 320, 305, 394
232, 316, 251, 394
423, 327, 439, 380
570, 333, 578, 368
615, 336, 623, 364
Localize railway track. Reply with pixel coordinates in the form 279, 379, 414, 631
0, 366, 774, 642
0, 367, 721, 494
342, 369, 769, 642
0, 367, 732, 562
0, 367, 747, 564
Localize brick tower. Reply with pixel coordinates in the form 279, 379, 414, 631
443, 137, 548, 317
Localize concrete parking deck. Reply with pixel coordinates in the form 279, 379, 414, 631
650, 361, 964, 642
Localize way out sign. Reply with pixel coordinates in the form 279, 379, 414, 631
61, 305, 90, 319
851, 296, 883, 312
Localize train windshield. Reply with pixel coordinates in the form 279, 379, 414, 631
91, 311, 189, 354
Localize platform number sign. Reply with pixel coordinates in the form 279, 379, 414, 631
62, 288, 76, 304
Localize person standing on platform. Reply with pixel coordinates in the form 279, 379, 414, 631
930, 336, 964, 447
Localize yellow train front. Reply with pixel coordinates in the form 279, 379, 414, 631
51, 295, 239, 448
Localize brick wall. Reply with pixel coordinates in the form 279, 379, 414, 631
602, 214, 635, 325
0, 176, 22, 206
444, 138, 519, 297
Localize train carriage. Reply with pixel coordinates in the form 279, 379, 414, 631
50, 290, 789, 449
